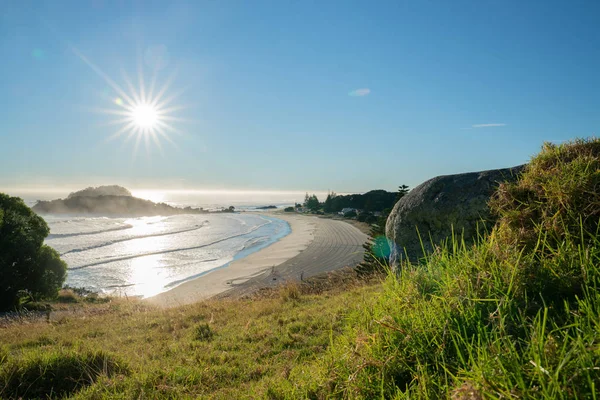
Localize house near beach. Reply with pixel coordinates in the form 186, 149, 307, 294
339, 208, 357, 216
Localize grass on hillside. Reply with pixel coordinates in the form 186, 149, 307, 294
0, 272, 382, 399
289, 234, 600, 399
2, 138, 600, 399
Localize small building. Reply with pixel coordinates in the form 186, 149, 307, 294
339, 208, 357, 216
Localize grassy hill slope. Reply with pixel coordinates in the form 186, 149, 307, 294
3, 138, 600, 399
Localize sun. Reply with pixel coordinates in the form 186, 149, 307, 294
73, 47, 188, 156
131, 103, 159, 128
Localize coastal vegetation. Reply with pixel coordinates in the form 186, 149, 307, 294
303, 193, 320, 212
2, 139, 600, 398
302, 188, 406, 227
0, 194, 67, 310
323, 189, 400, 215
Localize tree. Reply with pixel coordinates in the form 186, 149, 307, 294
0, 194, 67, 310
304, 194, 320, 212
344, 210, 357, 218
323, 192, 336, 213
396, 185, 410, 202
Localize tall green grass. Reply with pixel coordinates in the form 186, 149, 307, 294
280, 232, 600, 399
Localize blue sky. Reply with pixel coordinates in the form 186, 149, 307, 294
1, 0, 599, 194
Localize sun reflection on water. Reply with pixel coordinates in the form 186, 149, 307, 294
128, 254, 166, 298
120, 217, 172, 298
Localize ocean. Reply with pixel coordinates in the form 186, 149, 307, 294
11, 190, 327, 298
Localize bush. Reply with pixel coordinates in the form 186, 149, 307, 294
284, 206, 295, 212
56, 289, 80, 303
0, 350, 129, 399
357, 212, 377, 224
193, 323, 214, 341
491, 138, 600, 251
279, 282, 301, 302
490, 138, 600, 302
343, 210, 357, 218
0, 194, 67, 310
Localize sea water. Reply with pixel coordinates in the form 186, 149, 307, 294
43, 213, 290, 298
9, 189, 331, 298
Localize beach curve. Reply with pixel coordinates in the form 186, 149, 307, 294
147, 213, 368, 306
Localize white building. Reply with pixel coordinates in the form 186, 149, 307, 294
339, 208, 357, 216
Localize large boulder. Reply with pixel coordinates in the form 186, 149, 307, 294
386, 165, 525, 264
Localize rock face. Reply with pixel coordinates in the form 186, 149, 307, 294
386, 165, 525, 264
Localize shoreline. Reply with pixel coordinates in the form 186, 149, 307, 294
147, 212, 317, 307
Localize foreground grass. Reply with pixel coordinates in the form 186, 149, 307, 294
0, 274, 381, 399
291, 239, 600, 399
4, 238, 599, 399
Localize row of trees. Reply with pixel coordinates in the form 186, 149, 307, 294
303, 186, 410, 215
303, 194, 320, 212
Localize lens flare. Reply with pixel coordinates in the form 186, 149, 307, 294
348, 88, 371, 97
31, 48, 45, 60
371, 236, 391, 259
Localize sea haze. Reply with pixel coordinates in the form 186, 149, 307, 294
43, 213, 290, 298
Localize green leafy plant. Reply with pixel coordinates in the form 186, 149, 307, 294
0, 194, 67, 310
193, 323, 214, 341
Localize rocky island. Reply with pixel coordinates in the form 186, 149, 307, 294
32, 185, 212, 216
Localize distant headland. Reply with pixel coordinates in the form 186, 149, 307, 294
32, 185, 233, 216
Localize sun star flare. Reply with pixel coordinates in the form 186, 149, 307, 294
74, 48, 186, 156
131, 103, 159, 129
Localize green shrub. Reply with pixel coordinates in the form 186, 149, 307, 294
0, 350, 129, 399
0, 194, 67, 310
193, 323, 214, 341
279, 282, 301, 302
490, 138, 600, 302
56, 289, 80, 303
284, 206, 295, 212
491, 138, 600, 251
344, 210, 357, 218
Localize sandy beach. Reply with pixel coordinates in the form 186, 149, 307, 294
148, 213, 368, 306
